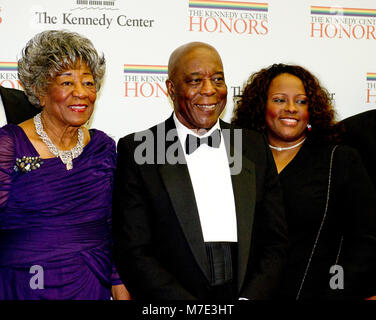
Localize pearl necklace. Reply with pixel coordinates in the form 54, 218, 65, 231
269, 137, 306, 151
33, 113, 84, 170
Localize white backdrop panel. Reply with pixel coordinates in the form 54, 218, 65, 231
0, 0, 375, 141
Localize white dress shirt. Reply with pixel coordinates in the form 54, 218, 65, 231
173, 113, 238, 242
0, 95, 7, 126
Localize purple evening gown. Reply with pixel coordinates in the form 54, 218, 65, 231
0, 124, 121, 300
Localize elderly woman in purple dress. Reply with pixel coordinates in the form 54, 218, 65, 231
0, 30, 130, 300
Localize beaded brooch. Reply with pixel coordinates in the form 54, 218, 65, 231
14, 156, 43, 173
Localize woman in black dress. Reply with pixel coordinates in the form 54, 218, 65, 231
232, 64, 376, 300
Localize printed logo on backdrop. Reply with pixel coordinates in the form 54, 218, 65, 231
0, 6, 3, 24
34, 0, 155, 29
310, 5, 376, 40
0, 62, 22, 89
366, 73, 376, 104
124, 65, 168, 98
188, 0, 268, 35
73, 0, 118, 11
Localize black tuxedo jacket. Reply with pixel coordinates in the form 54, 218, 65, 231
0, 86, 39, 124
341, 110, 376, 188
112, 115, 288, 300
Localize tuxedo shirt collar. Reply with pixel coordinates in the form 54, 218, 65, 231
173, 112, 221, 154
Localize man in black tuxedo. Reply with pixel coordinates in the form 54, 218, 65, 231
112, 42, 288, 300
341, 110, 376, 300
341, 110, 376, 188
0, 86, 39, 125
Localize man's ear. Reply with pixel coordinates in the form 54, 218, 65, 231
166, 79, 175, 101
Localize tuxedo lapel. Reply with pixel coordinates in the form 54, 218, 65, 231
0, 86, 39, 124
221, 121, 256, 292
158, 117, 257, 287
0, 86, 15, 122
158, 115, 210, 281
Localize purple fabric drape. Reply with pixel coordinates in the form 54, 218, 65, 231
0, 124, 119, 299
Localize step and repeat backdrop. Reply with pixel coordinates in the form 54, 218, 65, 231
0, 0, 375, 141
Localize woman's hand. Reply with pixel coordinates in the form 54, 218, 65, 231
111, 284, 131, 300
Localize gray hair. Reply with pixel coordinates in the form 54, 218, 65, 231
18, 30, 106, 108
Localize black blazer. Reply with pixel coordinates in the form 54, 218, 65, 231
0, 86, 39, 124
112, 115, 288, 300
341, 110, 376, 188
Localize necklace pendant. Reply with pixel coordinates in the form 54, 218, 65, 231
33, 113, 84, 171
66, 160, 73, 170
